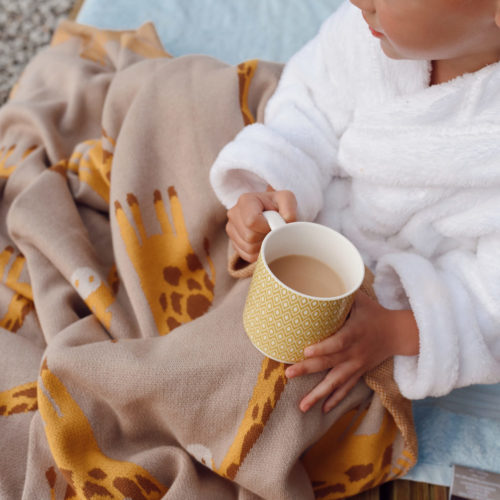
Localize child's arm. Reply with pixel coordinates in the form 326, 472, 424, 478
210, 3, 359, 223
285, 291, 419, 413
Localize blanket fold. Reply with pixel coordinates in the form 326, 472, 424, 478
0, 21, 416, 499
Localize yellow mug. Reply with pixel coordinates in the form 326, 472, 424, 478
243, 211, 365, 363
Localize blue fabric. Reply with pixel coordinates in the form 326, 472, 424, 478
77, 0, 344, 64
77, 0, 500, 487
404, 383, 500, 486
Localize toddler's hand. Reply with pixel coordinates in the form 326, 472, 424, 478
285, 291, 419, 413
226, 187, 297, 262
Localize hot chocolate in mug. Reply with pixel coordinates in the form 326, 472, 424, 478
243, 211, 365, 363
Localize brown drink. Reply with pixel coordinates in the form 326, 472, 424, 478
268, 254, 346, 298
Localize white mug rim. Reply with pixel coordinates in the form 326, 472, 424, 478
260, 221, 365, 302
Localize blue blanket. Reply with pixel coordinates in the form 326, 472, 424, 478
77, 0, 500, 487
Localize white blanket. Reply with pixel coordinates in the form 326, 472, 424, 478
210, 1, 500, 399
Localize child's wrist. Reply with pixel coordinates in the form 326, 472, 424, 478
385, 309, 419, 357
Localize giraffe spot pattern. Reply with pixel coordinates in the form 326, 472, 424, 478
314, 483, 347, 498
234, 423, 264, 479
13, 387, 37, 399
60, 468, 76, 491
312, 480, 327, 488
115, 187, 215, 336
251, 404, 259, 420
167, 317, 181, 331
136, 474, 162, 495
0, 381, 38, 416
45, 467, 57, 489
88, 468, 107, 480
215, 358, 288, 481
163, 266, 181, 286
159, 293, 167, 312
83, 480, 112, 499
170, 292, 183, 314
186, 294, 211, 320
345, 464, 374, 482
187, 278, 201, 291
203, 273, 214, 294
65, 484, 77, 499
39, 364, 168, 499
8, 403, 29, 414
264, 359, 282, 379
226, 463, 239, 482
261, 399, 274, 426
113, 476, 147, 500
186, 253, 203, 272
382, 444, 393, 469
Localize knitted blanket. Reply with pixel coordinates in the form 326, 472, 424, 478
0, 21, 416, 499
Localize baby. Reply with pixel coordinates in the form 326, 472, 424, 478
210, 0, 500, 413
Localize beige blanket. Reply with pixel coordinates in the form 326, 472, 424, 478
0, 22, 417, 499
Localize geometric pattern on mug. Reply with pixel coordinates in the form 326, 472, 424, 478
243, 255, 354, 363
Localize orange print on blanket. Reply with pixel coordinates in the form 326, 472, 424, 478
186, 358, 288, 482
71, 266, 117, 331
63, 128, 115, 203
51, 21, 170, 66
0, 246, 34, 333
38, 359, 168, 499
115, 186, 216, 336
0, 145, 37, 179
303, 406, 416, 499
215, 357, 288, 480
237, 60, 259, 126
0, 381, 38, 416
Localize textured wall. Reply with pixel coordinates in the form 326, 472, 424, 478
0, 0, 74, 104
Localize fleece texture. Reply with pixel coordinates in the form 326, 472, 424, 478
210, 1, 500, 399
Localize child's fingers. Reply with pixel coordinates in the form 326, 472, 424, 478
303, 327, 353, 358
231, 243, 259, 264
225, 189, 298, 262
322, 374, 361, 413
226, 220, 262, 262
271, 190, 297, 223
285, 352, 344, 378
236, 192, 280, 234
226, 212, 265, 246
298, 362, 357, 412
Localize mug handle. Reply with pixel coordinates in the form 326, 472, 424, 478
263, 211, 287, 231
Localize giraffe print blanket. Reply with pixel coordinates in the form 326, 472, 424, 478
0, 21, 417, 499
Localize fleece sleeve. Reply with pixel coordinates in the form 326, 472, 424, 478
375, 207, 500, 399
209, 1, 358, 221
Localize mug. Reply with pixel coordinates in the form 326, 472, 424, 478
243, 211, 365, 363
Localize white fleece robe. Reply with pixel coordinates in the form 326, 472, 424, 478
210, 1, 500, 399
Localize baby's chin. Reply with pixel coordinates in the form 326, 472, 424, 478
379, 39, 423, 62
379, 40, 405, 60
